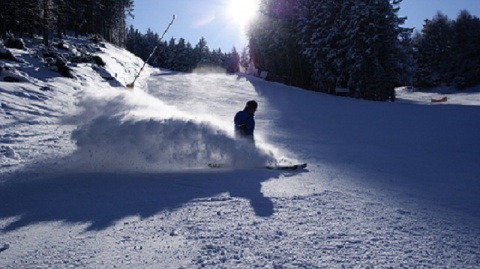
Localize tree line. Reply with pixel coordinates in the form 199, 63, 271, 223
125, 26, 241, 74
0, 0, 134, 46
247, 0, 480, 100
413, 10, 480, 89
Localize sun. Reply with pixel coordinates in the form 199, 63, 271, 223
226, 0, 259, 30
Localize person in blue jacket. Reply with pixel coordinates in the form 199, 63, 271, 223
234, 100, 257, 140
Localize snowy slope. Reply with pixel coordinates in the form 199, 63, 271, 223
1, 37, 480, 268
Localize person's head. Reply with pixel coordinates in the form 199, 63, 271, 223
244, 100, 258, 115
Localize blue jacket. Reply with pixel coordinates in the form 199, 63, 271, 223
234, 110, 255, 136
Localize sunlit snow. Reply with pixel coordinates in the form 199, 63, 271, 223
1, 37, 479, 268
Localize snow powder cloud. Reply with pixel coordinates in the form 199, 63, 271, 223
67, 88, 275, 172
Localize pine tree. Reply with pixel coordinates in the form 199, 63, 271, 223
248, 0, 310, 86
41, 0, 57, 46
413, 12, 453, 88
298, 0, 410, 100
194, 37, 210, 65
298, 0, 350, 92
226, 47, 240, 73
351, 0, 409, 100
451, 10, 480, 88
239, 47, 250, 72
413, 10, 480, 89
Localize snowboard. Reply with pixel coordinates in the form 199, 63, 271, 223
266, 163, 307, 170
208, 163, 307, 170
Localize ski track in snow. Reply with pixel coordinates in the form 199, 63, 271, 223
1, 38, 480, 268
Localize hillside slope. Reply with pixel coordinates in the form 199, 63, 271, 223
1, 37, 479, 268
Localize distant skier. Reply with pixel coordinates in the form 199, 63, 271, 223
234, 100, 257, 140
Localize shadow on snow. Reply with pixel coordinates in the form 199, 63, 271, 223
242, 74, 480, 219
0, 169, 286, 232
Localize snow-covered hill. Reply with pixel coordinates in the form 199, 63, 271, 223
1, 37, 479, 268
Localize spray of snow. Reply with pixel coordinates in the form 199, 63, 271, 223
66, 88, 276, 172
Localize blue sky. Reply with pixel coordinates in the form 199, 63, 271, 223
129, 0, 480, 52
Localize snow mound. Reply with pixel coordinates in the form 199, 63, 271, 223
67, 88, 275, 172
0, 146, 19, 159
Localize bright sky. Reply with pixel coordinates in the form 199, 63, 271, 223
129, 0, 480, 52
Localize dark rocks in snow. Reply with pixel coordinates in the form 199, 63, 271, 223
93, 55, 106, 66
43, 53, 72, 78
0, 48, 17, 61
1, 37, 110, 81
5, 38, 25, 49
3, 76, 20, 82
54, 55, 72, 78
40, 40, 105, 78
0, 62, 24, 82
90, 34, 104, 44
53, 39, 69, 50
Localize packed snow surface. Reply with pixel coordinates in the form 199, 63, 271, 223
1, 37, 479, 268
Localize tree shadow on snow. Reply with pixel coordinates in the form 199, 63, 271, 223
245, 75, 480, 218
0, 169, 280, 232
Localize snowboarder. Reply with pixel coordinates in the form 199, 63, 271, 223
234, 100, 257, 140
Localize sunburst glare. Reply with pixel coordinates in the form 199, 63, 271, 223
226, 0, 260, 30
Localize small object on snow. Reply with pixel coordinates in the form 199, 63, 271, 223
208, 163, 227, 168
431, 96, 448, 103
208, 163, 307, 170
0, 243, 10, 253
